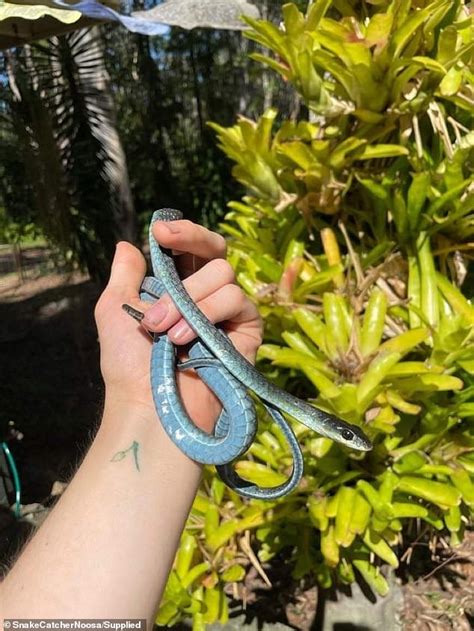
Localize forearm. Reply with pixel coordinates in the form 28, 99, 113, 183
0, 398, 202, 622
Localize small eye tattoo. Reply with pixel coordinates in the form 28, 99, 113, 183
342, 429, 354, 441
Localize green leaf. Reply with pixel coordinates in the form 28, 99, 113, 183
283, 3, 305, 37
235, 461, 287, 487
357, 177, 389, 201
392, 502, 428, 518
425, 178, 474, 218
391, 0, 447, 60
398, 476, 461, 508
308, 495, 329, 532
365, 13, 393, 48
250, 53, 290, 79
321, 525, 340, 567
386, 362, 442, 377
357, 351, 402, 407
361, 289, 387, 357
207, 520, 239, 551
407, 172, 430, 230
329, 137, 367, 169
243, 16, 287, 58
334, 486, 357, 547
156, 601, 179, 626
314, 563, 333, 589
411, 56, 447, 74
450, 469, 474, 507
423, 2, 452, 38
293, 265, 344, 299
437, 25, 458, 65
349, 493, 372, 535
294, 308, 328, 351
312, 50, 355, 100
323, 292, 349, 352
358, 145, 409, 160
343, 43, 372, 68
255, 108, 278, 155
396, 373, 464, 392
278, 140, 316, 170
338, 559, 356, 585
221, 564, 246, 582
353, 557, 389, 596
182, 562, 211, 589
281, 330, 320, 357
266, 347, 334, 377
306, 0, 333, 30
357, 480, 394, 521
381, 328, 429, 353
192, 612, 206, 631
176, 532, 197, 579
253, 253, 283, 282
234, 155, 281, 201
203, 586, 222, 624
439, 66, 463, 96
436, 274, 474, 325
444, 505, 461, 533
205, 504, 220, 540
390, 63, 423, 102
297, 49, 325, 102
363, 528, 399, 568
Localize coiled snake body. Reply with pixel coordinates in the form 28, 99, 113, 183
125, 209, 372, 499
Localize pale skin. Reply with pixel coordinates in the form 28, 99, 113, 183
0, 219, 262, 623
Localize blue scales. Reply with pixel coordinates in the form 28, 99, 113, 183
125, 209, 371, 500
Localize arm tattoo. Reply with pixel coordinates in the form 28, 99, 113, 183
110, 440, 140, 472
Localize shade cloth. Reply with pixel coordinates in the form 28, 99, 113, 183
0, 0, 259, 49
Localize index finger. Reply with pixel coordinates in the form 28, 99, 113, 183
152, 219, 227, 261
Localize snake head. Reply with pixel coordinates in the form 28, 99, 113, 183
323, 415, 372, 451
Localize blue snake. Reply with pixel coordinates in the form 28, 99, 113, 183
123, 209, 372, 500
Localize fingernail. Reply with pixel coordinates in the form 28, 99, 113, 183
143, 301, 168, 326
171, 322, 192, 340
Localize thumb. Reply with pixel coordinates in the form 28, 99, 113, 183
106, 241, 146, 295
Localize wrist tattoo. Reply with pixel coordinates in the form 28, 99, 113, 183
110, 440, 141, 472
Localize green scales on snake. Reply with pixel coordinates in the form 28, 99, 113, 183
123, 209, 372, 499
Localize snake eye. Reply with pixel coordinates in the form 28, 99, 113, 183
342, 429, 354, 441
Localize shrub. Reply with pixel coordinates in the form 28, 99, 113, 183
157, 1, 474, 627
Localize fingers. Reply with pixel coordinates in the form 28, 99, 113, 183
107, 241, 147, 296
95, 242, 147, 325
142, 258, 235, 328
146, 283, 259, 345
152, 220, 227, 261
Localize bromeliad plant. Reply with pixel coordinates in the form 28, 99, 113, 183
156, 1, 474, 627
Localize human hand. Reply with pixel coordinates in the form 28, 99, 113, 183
94, 219, 263, 432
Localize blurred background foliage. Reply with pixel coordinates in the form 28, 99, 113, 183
0, 0, 303, 281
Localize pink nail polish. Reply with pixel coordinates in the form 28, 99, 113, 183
143, 302, 168, 326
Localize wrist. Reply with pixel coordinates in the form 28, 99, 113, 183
98, 391, 204, 473
98, 392, 166, 452
101, 388, 157, 424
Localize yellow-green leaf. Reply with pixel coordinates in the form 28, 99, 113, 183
398, 476, 461, 508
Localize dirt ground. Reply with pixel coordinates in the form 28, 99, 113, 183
0, 266, 103, 539
0, 265, 472, 629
